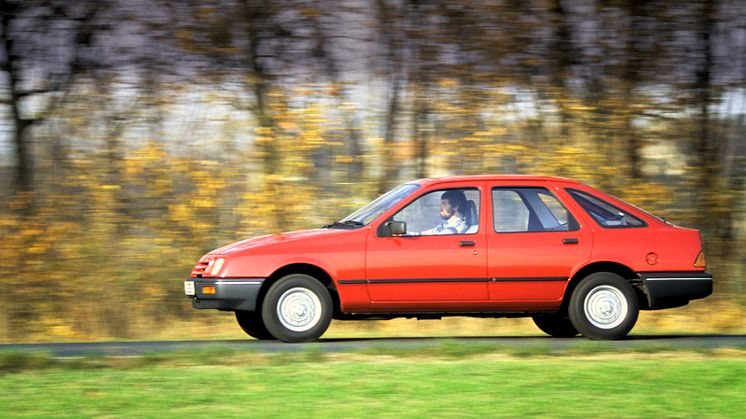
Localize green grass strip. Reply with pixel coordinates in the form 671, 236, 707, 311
1, 357, 745, 418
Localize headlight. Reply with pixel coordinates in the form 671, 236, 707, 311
210, 258, 225, 276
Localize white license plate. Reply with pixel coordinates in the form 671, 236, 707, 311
184, 281, 195, 296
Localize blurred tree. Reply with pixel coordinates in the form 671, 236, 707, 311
0, 0, 108, 194
0, 0, 745, 341
375, 0, 405, 194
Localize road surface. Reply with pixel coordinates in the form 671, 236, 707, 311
1, 335, 745, 357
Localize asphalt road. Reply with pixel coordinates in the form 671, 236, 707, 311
1, 335, 745, 357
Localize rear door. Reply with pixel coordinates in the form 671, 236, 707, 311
365, 182, 488, 303
486, 181, 592, 307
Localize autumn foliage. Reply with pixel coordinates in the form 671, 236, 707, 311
1, 0, 745, 341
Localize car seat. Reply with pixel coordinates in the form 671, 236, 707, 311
464, 200, 479, 233
527, 211, 543, 232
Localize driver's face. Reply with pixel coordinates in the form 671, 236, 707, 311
440, 199, 455, 220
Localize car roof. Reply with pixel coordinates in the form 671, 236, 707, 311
412, 175, 583, 187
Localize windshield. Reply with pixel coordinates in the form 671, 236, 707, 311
340, 183, 420, 225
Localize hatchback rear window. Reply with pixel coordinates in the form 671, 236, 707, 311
566, 189, 646, 228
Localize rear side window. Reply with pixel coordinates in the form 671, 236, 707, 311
566, 189, 646, 228
492, 187, 578, 233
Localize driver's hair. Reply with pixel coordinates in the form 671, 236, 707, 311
441, 190, 467, 213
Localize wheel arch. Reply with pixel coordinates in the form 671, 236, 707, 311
561, 261, 642, 312
259, 263, 341, 317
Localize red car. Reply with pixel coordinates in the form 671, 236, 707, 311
184, 176, 712, 342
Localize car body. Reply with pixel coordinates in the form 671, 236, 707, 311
184, 175, 712, 342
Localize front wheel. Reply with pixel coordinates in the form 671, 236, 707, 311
235, 311, 275, 340
261, 274, 333, 343
532, 313, 579, 337
568, 272, 639, 340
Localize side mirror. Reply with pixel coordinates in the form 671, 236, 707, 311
387, 220, 407, 236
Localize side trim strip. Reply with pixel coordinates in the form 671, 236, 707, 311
370, 278, 487, 284
644, 278, 712, 281
190, 278, 266, 285
339, 277, 567, 285
639, 272, 712, 281
490, 277, 567, 282
215, 280, 264, 285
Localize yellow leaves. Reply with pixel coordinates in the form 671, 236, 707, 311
37, 318, 82, 340
300, 6, 324, 18
175, 30, 204, 54
175, 30, 192, 41
278, 120, 299, 130
569, 104, 596, 111
192, 199, 215, 209
20, 228, 44, 238
26, 244, 48, 254
555, 145, 585, 156
503, 144, 532, 154
438, 79, 460, 89
255, 126, 273, 136
194, 6, 216, 17
168, 203, 193, 222
0, 218, 16, 228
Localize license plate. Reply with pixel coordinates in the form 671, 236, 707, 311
184, 281, 195, 296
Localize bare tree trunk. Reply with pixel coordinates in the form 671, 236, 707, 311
695, 0, 718, 245
242, 0, 285, 231
548, 0, 575, 175
621, 1, 644, 180
1, 1, 33, 193
376, 0, 403, 194
413, 88, 430, 179
1, 1, 104, 195
378, 78, 402, 193
311, 16, 365, 184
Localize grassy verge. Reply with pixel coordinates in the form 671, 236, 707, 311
1, 347, 745, 418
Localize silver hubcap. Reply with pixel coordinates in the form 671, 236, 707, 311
583, 285, 628, 329
277, 287, 323, 332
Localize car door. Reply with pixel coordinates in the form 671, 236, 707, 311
486, 181, 592, 307
365, 183, 488, 304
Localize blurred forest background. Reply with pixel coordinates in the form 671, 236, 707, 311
1, 0, 745, 342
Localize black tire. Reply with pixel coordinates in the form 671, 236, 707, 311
261, 274, 333, 343
235, 310, 275, 340
568, 272, 639, 340
532, 313, 579, 337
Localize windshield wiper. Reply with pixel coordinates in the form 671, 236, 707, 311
322, 220, 364, 229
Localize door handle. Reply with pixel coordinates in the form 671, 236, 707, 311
562, 238, 579, 245
459, 241, 475, 247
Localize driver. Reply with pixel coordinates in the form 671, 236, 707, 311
420, 190, 469, 235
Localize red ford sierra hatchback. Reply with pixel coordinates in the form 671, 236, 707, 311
185, 176, 712, 342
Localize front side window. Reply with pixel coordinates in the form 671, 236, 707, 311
392, 188, 480, 235
492, 187, 578, 233
566, 189, 646, 228
340, 183, 420, 226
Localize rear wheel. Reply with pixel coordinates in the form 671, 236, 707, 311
261, 274, 333, 343
532, 313, 579, 337
568, 272, 639, 340
235, 311, 274, 340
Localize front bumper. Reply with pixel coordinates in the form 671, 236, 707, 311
639, 271, 713, 309
185, 277, 265, 311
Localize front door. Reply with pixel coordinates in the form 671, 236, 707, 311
366, 186, 488, 304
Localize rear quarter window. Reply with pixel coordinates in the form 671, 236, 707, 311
566, 189, 646, 228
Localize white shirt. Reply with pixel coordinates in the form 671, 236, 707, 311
420, 214, 469, 235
